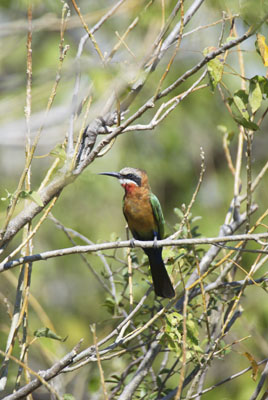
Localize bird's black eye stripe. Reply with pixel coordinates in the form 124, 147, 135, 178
124, 173, 141, 186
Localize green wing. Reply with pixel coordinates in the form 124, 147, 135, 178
150, 192, 165, 239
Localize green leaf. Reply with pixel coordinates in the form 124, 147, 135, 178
102, 297, 117, 314
218, 125, 235, 144
234, 116, 259, 131
34, 327, 68, 342
158, 368, 171, 375
249, 78, 263, 113
156, 376, 162, 386
63, 395, 76, 400
166, 312, 183, 327
162, 248, 176, 260
174, 207, 184, 220
29, 191, 44, 207
217, 125, 227, 134
226, 131, 235, 143
19, 190, 44, 207
162, 332, 181, 355
256, 34, 268, 66
186, 319, 199, 346
49, 143, 67, 162
225, 36, 236, 43
177, 248, 187, 257
203, 47, 224, 91
207, 58, 224, 91
233, 90, 249, 119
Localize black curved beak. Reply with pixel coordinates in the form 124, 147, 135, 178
98, 172, 121, 179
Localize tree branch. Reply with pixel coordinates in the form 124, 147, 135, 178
2, 231, 268, 273
2, 341, 82, 400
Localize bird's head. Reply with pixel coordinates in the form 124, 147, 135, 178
99, 167, 149, 192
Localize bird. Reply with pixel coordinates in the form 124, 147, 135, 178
99, 167, 175, 298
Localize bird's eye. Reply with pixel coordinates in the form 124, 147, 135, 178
124, 174, 141, 186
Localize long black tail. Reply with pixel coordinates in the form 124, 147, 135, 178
144, 248, 175, 298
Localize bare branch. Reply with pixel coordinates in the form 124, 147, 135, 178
4, 230, 268, 273
2, 341, 82, 400
117, 340, 161, 400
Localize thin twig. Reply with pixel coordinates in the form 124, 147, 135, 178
180, 359, 268, 400
126, 226, 133, 310
91, 324, 108, 400
175, 289, 188, 399
49, 214, 115, 296
70, 0, 104, 63
169, 147, 206, 241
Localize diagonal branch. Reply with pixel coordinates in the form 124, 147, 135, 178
117, 339, 161, 400
2, 341, 82, 400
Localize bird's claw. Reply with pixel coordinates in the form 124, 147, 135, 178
153, 236, 158, 248
130, 238, 135, 248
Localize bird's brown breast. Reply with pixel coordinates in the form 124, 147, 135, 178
123, 188, 157, 239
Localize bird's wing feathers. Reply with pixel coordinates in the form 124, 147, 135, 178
150, 193, 165, 239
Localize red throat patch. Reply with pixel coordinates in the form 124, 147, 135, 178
121, 182, 138, 194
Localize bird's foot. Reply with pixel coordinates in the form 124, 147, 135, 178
153, 236, 158, 248
130, 238, 135, 248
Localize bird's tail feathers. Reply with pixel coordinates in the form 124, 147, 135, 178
145, 248, 175, 299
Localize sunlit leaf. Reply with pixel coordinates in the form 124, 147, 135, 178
186, 317, 199, 346
49, 143, 67, 162
244, 352, 258, 381
203, 47, 224, 91
233, 90, 249, 120
249, 77, 263, 113
162, 248, 176, 261
174, 207, 184, 219
162, 332, 181, 355
19, 190, 44, 207
29, 191, 44, 207
256, 34, 268, 66
166, 312, 183, 327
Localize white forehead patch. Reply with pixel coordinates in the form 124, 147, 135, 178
120, 178, 138, 186
119, 167, 142, 178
